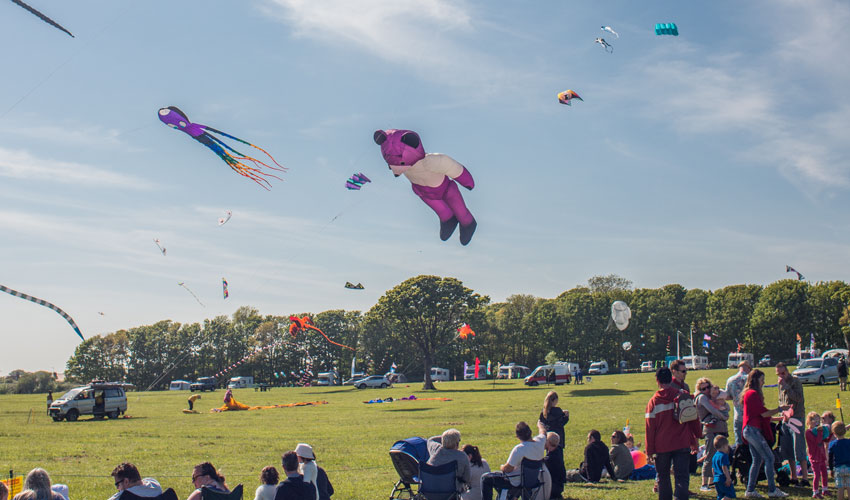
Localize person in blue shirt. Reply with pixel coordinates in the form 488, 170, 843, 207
712, 435, 735, 500
829, 421, 850, 500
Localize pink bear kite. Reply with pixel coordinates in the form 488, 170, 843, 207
373, 129, 477, 245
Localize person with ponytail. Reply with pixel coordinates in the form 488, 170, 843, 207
539, 391, 568, 494
461, 444, 490, 500
187, 462, 230, 500
740, 369, 789, 498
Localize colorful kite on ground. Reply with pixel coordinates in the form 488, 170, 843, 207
158, 106, 287, 190
8, 0, 74, 37
601, 26, 619, 39
557, 90, 583, 106
655, 23, 679, 36
345, 282, 364, 290
222, 278, 229, 299
153, 238, 166, 256
374, 129, 477, 245
457, 323, 476, 340
0, 284, 84, 340
288, 315, 355, 350
595, 38, 613, 53
218, 210, 232, 226
611, 301, 631, 331
213, 396, 327, 412
364, 395, 451, 404
786, 265, 805, 281
178, 282, 204, 307
346, 172, 371, 190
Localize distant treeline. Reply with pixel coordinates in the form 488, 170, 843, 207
61, 275, 850, 390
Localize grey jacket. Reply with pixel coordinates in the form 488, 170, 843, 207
427, 436, 472, 491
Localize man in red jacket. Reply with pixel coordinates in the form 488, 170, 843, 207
646, 366, 700, 500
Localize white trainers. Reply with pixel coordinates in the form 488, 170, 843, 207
768, 490, 789, 498
700, 485, 713, 492
745, 492, 765, 498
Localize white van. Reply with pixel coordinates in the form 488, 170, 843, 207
227, 376, 254, 389
430, 367, 450, 382
588, 360, 609, 375
823, 349, 849, 359
49, 382, 128, 422
497, 363, 530, 379
169, 380, 190, 391
524, 362, 575, 386
727, 353, 755, 369
464, 365, 484, 380
317, 372, 340, 386
681, 356, 709, 370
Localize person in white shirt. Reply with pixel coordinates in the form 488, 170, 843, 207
295, 443, 319, 500
480, 421, 547, 500
108, 463, 162, 500
254, 466, 279, 500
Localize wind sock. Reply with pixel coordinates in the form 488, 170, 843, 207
486, 360, 491, 376
222, 278, 229, 299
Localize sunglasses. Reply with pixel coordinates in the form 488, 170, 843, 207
114, 480, 123, 488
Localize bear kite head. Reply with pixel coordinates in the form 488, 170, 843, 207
373, 129, 425, 176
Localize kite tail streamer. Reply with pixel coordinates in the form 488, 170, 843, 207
178, 283, 205, 307
0, 284, 83, 340
10, 0, 74, 37
306, 325, 355, 351
205, 134, 283, 190
205, 127, 287, 171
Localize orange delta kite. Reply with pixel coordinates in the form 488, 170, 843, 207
288, 315, 355, 351
457, 323, 475, 339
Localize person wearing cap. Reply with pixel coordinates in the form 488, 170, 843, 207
295, 444, 319, 500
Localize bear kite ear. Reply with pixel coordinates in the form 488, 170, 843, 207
373, 130, 388, 145
400, 132, 420, 149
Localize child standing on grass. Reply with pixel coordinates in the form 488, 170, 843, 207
712, 435, 735, 500
830, 421, 850, 500
806, 411, 830, 498
823, 411, 837, 479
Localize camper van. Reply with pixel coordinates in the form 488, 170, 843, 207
497, 363, 531, 379
524, 362, 576, 386
430, 367, 450, 382
49, 382, 128, 421
681, 356, 709, 370
169, 380, 190, 391
464, 365, 484, 380
316, 371, 340, 386
727, 353, 755, 369
227, 376, 254, 389
588, 360, 609, 375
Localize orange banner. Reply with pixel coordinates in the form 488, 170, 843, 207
1, 476, 23, 496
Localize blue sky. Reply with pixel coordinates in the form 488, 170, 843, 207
2, 0, 848, 373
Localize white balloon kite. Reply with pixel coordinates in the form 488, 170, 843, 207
622, 341, 632, 351
611, 300, 631, 331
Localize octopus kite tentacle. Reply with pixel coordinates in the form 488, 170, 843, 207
288, 315, 355, 351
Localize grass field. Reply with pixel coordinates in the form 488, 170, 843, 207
1, 368, 846, 499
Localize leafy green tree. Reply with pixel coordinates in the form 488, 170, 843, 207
587, 274, 633, 293
750, 280, 810, 360
369, 275, 488, 389
706, 285, 762, 364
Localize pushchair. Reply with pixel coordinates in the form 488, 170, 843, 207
389, 437, 429, 499
731, 423, 791, 488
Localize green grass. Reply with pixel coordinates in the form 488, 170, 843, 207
1, 369, 845, 499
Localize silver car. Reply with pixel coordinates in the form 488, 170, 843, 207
49, 383, 128, 421
353, 375, 392, 389
793, 357, 839, 385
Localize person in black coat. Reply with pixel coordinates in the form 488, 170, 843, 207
275, 451, 316, 500
315, 466, 333, 500
539, 391, 569, 450
543, 432, 566, 499
580, 430, 615, 483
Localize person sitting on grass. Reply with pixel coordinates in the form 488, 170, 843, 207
480, 420, 547, 500
109, 462, 162, 499
274, 451, 314, 500
427, 428, 471, 494
254, 466, 279, 500
543, 432, 565, 499
580, 430, 616, 483
12, 468, 64, 500
712, 435, 735, 500
187, 462, 229, 500
461, 444, 490, 500
829, 421, 850, 500
610, 430, 634, 481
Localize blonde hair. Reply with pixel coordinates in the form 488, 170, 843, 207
806, 411, 820, 429
822, 411, 836, 424
543, 391, 558, 419
546, 431, 560, 447
695, 377, 712, 393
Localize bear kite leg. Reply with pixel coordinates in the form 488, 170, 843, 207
419, 196, 459, 241
443, 181, 476, 245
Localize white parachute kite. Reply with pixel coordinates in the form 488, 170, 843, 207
611, 300, 631, 331
622, 341, 632, 351
601, 25, 619, 38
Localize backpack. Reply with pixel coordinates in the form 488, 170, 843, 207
674, 393, 698, 424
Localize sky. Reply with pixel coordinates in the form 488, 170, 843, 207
1, 0, 849, 374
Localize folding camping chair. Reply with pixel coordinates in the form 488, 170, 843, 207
200, 484, 243, 500
416, 461, 458, 500
504, 459, 544, 500
390, 437, 429, 499
120, 488, 179, 500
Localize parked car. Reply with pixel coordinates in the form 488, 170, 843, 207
343, 373, 368, 385
758, 355, 774, 367
497, 363, 531, 379
169, 380, 190, 390
640, 361, 654, 373
728, 353, 755, 369
793, 357, 839, 385
681, 356, 709, 370
49, 382, 128, 422
353, 375, 392, 389
524, 362, 576, 386
190, 377, 217, 392
588, 360, 609, 375
227, 376, 253, 389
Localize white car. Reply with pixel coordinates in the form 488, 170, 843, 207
353, 375, 392, 389
640, 361, 654, 373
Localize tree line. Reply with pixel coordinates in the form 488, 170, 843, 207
61, 274, 850, 391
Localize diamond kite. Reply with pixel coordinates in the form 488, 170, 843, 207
1, 284, 83, 340
158, 106, 287, 190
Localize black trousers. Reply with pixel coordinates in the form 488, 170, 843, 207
655, 448, 691, 500
481, 472, 514, 500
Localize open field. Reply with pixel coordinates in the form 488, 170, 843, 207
1, 368, 845, 499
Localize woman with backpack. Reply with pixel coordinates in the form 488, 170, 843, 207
741, 369, 790, 498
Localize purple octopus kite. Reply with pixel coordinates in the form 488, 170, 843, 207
374, 129, 477, 245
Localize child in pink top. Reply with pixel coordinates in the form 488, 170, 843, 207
807, 411, 830, 498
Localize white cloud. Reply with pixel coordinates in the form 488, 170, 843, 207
0, 147, 155, 189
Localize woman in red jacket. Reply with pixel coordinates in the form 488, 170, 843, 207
741, 369, 789, 498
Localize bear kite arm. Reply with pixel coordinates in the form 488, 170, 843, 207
453, 166, 474, 190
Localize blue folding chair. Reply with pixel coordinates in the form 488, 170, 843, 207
390, 437, 429, 499
416, 461, 459, 500
506, 459, 544, 500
